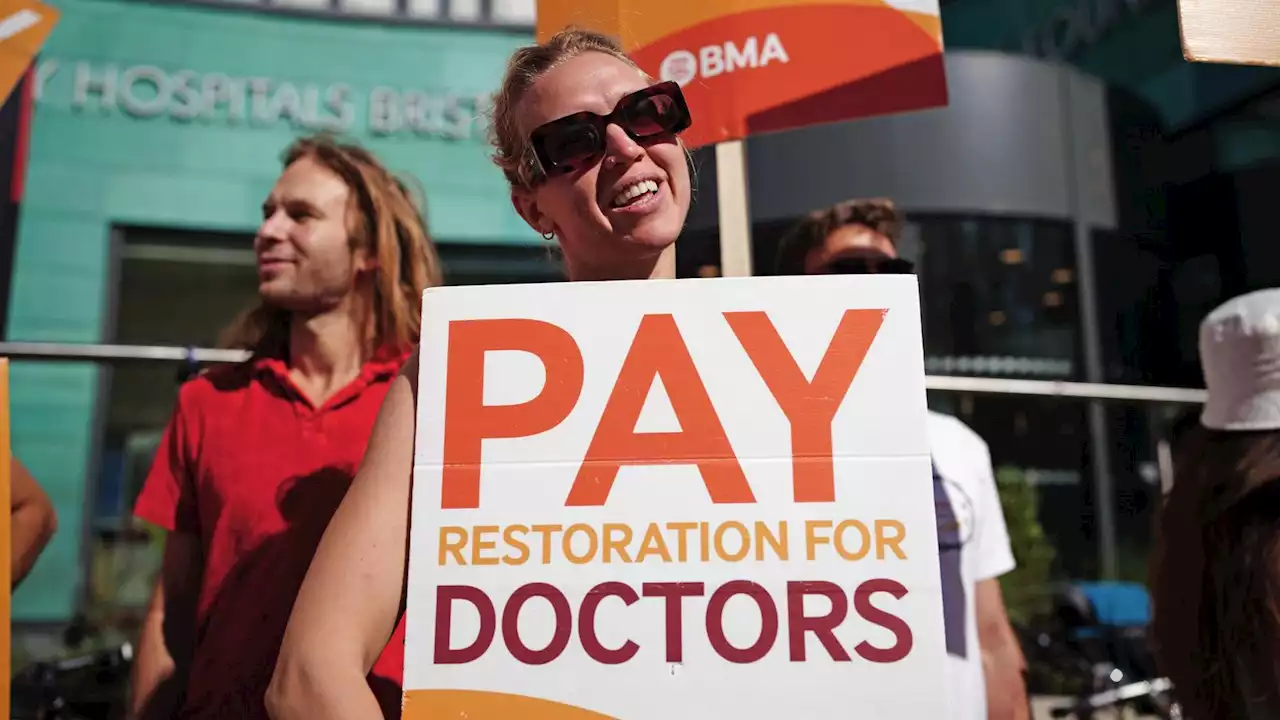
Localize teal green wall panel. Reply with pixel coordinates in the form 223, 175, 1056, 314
22, 163, 109, 216
1214, 121, 1280, 171
9, 0, 538, 619
1073, 5, 1183, 87
9, 213, 110, 341
1140, 62, 1280, 133
8, 363, 99, 622
941, 0, 1039, 51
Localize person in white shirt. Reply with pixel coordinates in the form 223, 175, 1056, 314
775, 197, 1028, 720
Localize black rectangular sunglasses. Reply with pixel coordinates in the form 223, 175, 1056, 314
530, 81, 692, 180
820, 255, 916, 275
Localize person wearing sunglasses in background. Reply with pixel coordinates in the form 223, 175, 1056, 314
775, 198, 1029, 720
267, 28, 694, 719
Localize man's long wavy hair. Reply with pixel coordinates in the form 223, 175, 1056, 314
1150, 424, 1280, 719
220, 134, 443, 358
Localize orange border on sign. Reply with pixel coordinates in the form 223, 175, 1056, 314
403, 689, 616, 719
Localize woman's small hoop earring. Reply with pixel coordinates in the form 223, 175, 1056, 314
542, 231, 555, 241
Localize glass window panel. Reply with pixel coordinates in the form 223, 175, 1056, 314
94, 228, 259, 618
91, 230, 563, 620
491, 0, 534, 23
271, 0, 331, 11
448, 0, 481, 21
406, 0, 441, 19
341, 0, 396, 15
911, 215, 1080, 378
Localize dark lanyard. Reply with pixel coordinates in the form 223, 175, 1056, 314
934, 461, 968, 659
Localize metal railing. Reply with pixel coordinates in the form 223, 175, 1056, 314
0, 342, 250, 365
0, 340, 1205, 586
927, 374, 1205, 404
0, 341, 1208, 405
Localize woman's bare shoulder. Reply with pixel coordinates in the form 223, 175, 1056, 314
401, 345, 420, 397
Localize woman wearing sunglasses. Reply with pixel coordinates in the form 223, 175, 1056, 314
265, 28, 693, 720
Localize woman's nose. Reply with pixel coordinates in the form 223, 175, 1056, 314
602, 124, 644, 168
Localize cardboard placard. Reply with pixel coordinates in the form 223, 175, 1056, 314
1178, 0, 1280, 67
536, 0, 949, 149
401, 276, 945, 718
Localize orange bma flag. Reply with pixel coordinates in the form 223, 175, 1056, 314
0, 0, 58, 106
1178, 0, 1280, 67
536, 0, 949, 149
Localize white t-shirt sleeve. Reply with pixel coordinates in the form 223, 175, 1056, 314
971, 438, 1016, 582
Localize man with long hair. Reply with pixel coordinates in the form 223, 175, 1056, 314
125, 134, 442, 720
776, 198, 1029, 720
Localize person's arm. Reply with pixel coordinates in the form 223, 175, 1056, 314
125, 384, 204, 720
961, 430, 1028, 720
267, 351, 418, 720
977, 578, 1029, 720
127, 530, 203, 720
10, 458, 56, 587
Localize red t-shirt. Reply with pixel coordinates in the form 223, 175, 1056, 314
133, 350, 410, 719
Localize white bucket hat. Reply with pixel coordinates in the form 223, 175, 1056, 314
1200, 288, 1280, 431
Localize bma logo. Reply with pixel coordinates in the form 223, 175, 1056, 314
659, 33, 790, 87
